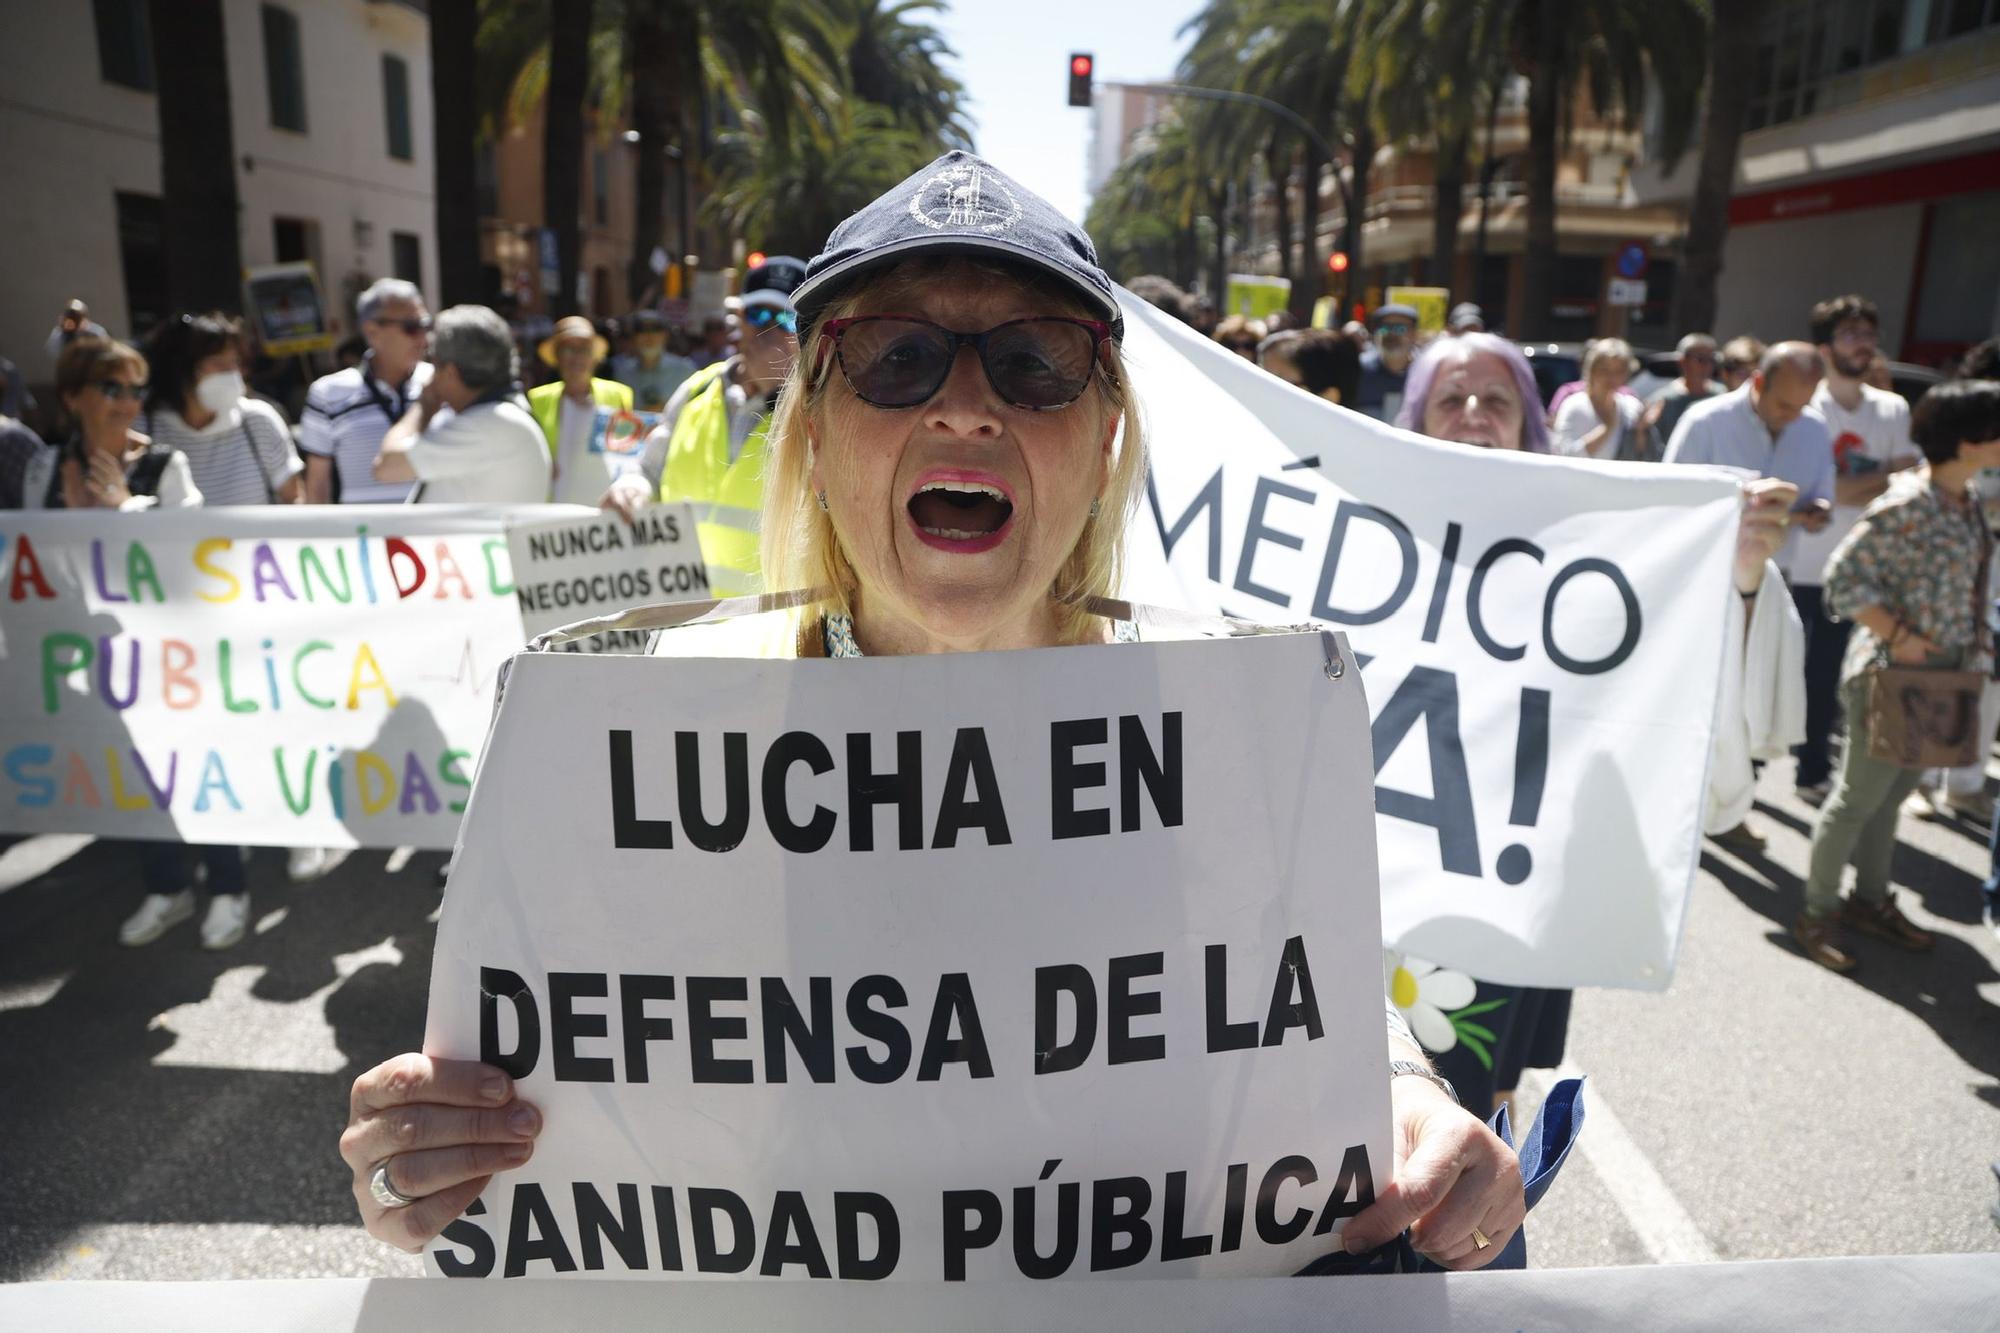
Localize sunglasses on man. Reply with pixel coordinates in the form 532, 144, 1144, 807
744, 306, 799, 334
817, 315, 1113, 411
372, 316, 431, 336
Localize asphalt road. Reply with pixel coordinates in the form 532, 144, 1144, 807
1, 756, 1995, 1282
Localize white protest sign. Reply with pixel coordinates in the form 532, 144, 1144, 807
506, 503, 709, 653
0, 505, 568, 848
423, 630, 1391, 1280
1116, 292, 1742, 989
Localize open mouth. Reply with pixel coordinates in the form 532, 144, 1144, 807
907, 479, 1015, 549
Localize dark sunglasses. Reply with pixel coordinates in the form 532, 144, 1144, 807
92, 380, 149, 401
1224, 339, 1259, 352
373, 316, 431, 336
744, 306, 799, 334
817, 315, 1112, 411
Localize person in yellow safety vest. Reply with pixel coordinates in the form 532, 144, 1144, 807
600, 258, 804, 595
528, 315, 633, 505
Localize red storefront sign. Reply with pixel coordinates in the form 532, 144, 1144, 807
1728, 148, 2000, 225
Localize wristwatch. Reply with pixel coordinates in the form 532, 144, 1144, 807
1389, 1060, 1459, 1105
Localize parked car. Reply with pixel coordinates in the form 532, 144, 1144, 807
1515, 342, 1676, 408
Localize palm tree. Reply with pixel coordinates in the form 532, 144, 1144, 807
1083, 116, 1213, 291
544, 0, 596, 317
1511, 0, 1706, 338
150, 0, 242, 314
705, 99, 937, 256
828, 0, 972, 148
1675, 0, 1767, 335
619, 0, 842, 299
1355, 0, 1517, 295
433, 0, 483, 306
1178, 0, 1382, 316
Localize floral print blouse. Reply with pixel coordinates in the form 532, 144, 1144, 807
1826, 473, 1993, 686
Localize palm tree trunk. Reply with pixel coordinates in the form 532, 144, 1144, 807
1472, 64, 1505, 298
1299, 141, 1322, 311
1432, 126, 1469, 294
1210, 181, 1229, 312
1268, 134, 1298, 313
431, 0, 481, 306
627, 0, 671, 304
544, 0, 594, 318
1675, 0, 1766, 335
150, 0, 241, 313
1345, 120, 1375, 284
1520, 13, 1563, 340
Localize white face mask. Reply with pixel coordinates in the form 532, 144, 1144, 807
195, 369, 245, 414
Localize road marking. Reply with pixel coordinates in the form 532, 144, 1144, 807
1523, 1062, 1719, 1264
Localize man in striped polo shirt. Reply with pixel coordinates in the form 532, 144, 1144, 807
301, 278, 433, 504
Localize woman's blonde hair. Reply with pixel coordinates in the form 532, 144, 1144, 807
759, 256, 1145, 645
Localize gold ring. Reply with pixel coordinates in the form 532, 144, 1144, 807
1471, 1227, 1492, 1250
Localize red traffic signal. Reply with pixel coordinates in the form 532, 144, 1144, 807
746, 250, 768, 269
1068, 53, 1094, 108
1328, 251, 1350, 273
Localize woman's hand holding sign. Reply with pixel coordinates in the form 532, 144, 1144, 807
1339, 1057, 1526, 1268
341, 1054, 540, 1252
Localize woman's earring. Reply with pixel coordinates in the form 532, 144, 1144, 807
1088, 497, 1101, 519
815, 489, 829, 512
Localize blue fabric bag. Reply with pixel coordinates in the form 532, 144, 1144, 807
1295, 1076, 1586, 1275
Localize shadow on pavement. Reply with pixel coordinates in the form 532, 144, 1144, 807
0, 830, 444, 1281
1698, 845, 2000, 1101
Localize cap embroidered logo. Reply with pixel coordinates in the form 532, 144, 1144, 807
908, 163, 1023, 235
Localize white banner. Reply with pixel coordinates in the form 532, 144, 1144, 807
507, 504, 709, 653
0, 505, 571, 849
1116, 293, 1743, 989
423, 631, 1391, 1280
5, 1255, 1998, 1329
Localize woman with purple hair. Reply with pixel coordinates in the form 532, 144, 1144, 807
1386, 330, 1797, 1124
1393, 332, 1550, 453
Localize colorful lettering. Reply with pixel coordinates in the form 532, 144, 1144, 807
385, 536, 427, 599
218, 639, 258, 713
345, 643, 397, 710
5, 745, 55, 807
299, 546, 353, 603
193, 751, 241, 813
162, 639, 201, 709
127, 541, 164, 603
250, 541, 298, 602
292, 641, 336, 709
40, 632, 93, 714
275, 748, 317, 815
439, 748, 474, 814
357, 751, 395, 815
8, 533, 55, 601
193, 538, 241, 603
431, 543, 474, 600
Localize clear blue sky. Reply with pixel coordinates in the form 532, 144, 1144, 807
933, 0, 1208, 223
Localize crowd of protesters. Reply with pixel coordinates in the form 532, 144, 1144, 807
4, 267, 1997, 993
0, 276, 798, 946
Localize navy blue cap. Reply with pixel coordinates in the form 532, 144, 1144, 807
744, 255, 808, 299
793, 151, 1123, 339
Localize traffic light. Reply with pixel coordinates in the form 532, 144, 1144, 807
1068, 53, 1094, 108
1328, 251, 1349, 273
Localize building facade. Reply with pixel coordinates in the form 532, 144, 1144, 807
1635, 1, 2000, 362
0, 0, 434, 401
